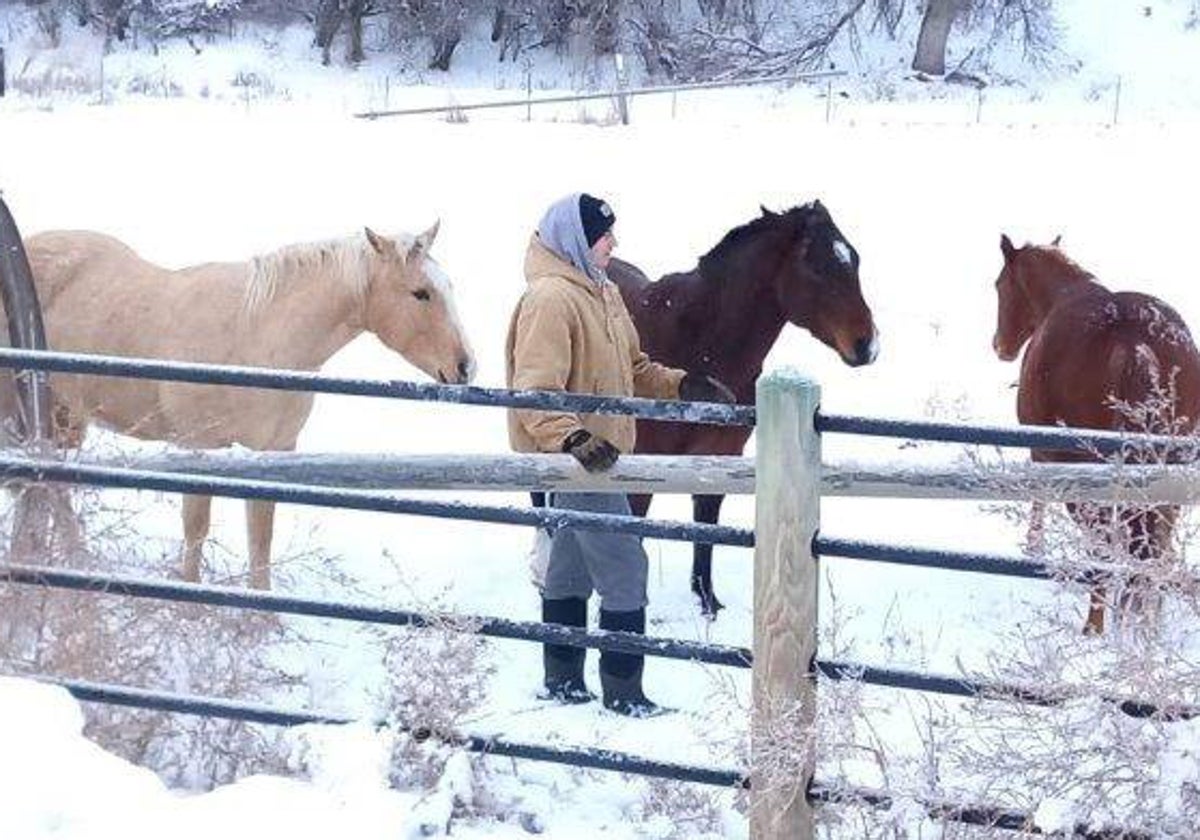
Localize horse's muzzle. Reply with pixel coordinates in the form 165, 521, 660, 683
440, 355, 475, 385
847, 333, 879, 367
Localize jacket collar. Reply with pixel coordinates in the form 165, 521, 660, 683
524, 235, 602, 297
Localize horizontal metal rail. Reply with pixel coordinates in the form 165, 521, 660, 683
816, 659, 1200, 721
353, 70, 845, 120
818, 535, 1200, 591
819, 411, 1198, 458
0, 455, 754, 547
1, 563, 751, 667
808, 781, 1149, 839
818, 536, 1057, 581
0, 348, 753, 427
26, 675, 746, 788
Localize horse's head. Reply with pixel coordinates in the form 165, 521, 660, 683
770, 202, 879, 367
992, 233, 1065, 362
362, 222, 476, 384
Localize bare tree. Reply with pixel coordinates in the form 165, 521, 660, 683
912, 0, 964, 74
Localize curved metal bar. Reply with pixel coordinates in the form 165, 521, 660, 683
0, 196, 51, 441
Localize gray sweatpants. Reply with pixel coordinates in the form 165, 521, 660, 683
543, 492, 648, 613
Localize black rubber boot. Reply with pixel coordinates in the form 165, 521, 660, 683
540, 597, 595, 704
598, 607, 668, 718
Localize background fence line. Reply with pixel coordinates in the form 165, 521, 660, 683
352, 70, 846, 120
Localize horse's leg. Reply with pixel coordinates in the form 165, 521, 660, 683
628, 493, 652, 518
246, 499, 275, 590
1083, 588, 1106, 636
693, 494, 725, 619
181, 494, 212, 582
1024, 500, 1046, 556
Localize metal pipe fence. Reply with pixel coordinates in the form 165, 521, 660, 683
807, 782, 1149, 839
819, 410, 1198, 458
815, 659, 1199, 722
29, 675, 747, 788
1, 341, 1192, 837
0, 347, 754, 426
0, 563, 751, 667
0, 454, 754, 547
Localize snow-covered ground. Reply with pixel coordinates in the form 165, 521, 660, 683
2, 1, 1200, 837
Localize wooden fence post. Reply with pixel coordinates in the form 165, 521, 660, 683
751, 369, 819, 840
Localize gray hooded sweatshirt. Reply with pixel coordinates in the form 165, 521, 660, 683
536, 192, 605, 284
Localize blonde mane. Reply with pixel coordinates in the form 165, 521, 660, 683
243, 233, 374, 317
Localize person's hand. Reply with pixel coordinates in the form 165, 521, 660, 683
562, 429, 620, 472
679, 372, 737, 404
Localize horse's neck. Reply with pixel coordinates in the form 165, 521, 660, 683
1030, 263, 1102, 322
240, 267, 364, 370
691, 257, 787, 386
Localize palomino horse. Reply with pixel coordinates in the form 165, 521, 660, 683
992, 234, 1200, 634
7, 224, 475, 589
613, 201, 878, 617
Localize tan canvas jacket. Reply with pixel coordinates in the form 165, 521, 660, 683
506, 235, 685, 453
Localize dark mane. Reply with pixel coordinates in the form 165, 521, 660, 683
698, 203, 815, 273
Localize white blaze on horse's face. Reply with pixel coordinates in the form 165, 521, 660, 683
363, 223, 476, 385
833, 239, 854, 270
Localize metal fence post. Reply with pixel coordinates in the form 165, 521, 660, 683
751, 369, 819, 840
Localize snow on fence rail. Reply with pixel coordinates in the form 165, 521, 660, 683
0, 349, 1192, 839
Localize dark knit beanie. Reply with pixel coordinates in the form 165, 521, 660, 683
579, 193, 616, 247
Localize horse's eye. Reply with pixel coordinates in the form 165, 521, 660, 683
412, 289, 431, 301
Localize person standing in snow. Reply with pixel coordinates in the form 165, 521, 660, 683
505, 192, 734, 717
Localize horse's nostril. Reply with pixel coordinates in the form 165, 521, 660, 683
457, 359, 471, 382
853, 336, 877, 366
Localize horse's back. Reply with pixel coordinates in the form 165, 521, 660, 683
1022, 287, 1200, 436
24, 231, 147, 306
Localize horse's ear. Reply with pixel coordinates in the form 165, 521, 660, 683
1051, 233, 1062, 248
365, 227, 394, 257
759, 205, 775, 218
416, 219, 441, 253
1000, 233, 1016, 261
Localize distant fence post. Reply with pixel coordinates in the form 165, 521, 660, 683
751, 369, 819, 840
614, 52, 629, 125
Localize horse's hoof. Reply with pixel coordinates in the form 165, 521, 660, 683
699, 596, 725, 620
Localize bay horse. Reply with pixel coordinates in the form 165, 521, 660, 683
992, 234, 1200, 634
611, 201, 878, 617
3, 223, 475, 589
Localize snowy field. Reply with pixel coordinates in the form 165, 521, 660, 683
3, 1, 1200, 837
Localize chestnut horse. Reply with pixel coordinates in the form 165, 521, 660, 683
2, 224, 475, 589
992, 234, 1200, 634
614, 201, 878, 617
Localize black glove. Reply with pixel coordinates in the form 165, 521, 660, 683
562, 429, 620, 473
679, 372, 737, 404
